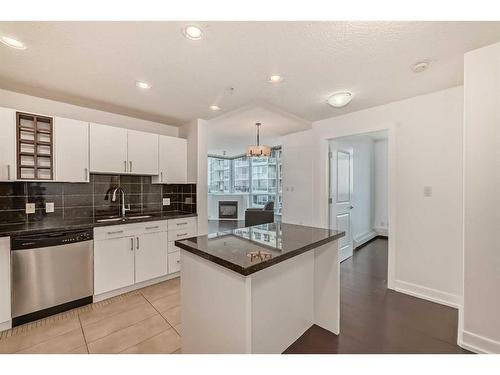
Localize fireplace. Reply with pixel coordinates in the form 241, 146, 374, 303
219, 201, 238, 219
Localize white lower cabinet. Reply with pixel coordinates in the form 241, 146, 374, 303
134, 231, 166, 283
93, 219, 194, 296
168, 251, 181, 274
94, 236, 135, 295
0, 237, 11, 327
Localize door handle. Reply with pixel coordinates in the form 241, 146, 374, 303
136, 236, 140, 250
130, 237, 134, 251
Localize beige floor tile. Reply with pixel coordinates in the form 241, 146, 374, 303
69, 345, 89, 354
140, 278, 180, 302
83, 302, 158, 343
0, 316, 80, 354
173, 324, 181, 336
150, 292, 180, 313
161, 306, 181, 327
120, 328, 181, 354
79, 293, 147, 327
16, 328, 85, 354
88, 315, 169, 354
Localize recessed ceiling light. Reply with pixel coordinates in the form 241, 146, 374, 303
135, 81, 151, 89
209, 105, 221, 111
183, 25, 203, 40
327, 92, 353, 108
1, 36, 27, 50
269, 75, 283, 83
412, 60, 430, 73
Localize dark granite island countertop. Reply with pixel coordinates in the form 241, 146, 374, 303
175, 222, 344, 276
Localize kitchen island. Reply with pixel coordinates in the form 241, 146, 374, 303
175, 222, 344, 354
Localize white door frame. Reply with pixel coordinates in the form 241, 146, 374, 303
324, 127, 395, 290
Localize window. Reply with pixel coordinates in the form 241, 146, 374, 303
208, 147, 282, 214
208, 157, 230, 193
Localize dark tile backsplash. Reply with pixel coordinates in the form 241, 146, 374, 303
0, 174, 197, 226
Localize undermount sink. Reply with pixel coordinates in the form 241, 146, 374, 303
96, 215, 153, 223
96, 217, 125, 223
127, 215, 153, 220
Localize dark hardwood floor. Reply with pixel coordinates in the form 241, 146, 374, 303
284, 238, 470, 354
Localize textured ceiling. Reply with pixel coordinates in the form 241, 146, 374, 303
1, 21, 500, 126
207, 104, 311, 156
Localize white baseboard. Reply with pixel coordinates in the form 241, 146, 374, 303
0, 320, 12, 333
394, 279, 462, 309
374, 226, 388, 236
459, 330, 500, 354
353, 230, 377, 249
93, 272, 179, 303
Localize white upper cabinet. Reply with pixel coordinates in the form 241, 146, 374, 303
90, 123, 128, 174
127, 130, 159, 175
153, 135, 187, 184
55, 117, 90, 182
0, 107, 16, 181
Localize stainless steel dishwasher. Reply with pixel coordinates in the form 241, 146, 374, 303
11, 228, 94, 326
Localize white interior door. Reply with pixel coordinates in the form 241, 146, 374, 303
329, 144, 354, 262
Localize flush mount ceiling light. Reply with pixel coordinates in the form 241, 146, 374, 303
209, 105, 221, 111
183, 25, 203, 40
135, 81, 151, 89
327, 92, 353, 108
269, 75, 283, 83
1, 36, 27, 50
412, 60, 430, 73
247, 123, 271, 158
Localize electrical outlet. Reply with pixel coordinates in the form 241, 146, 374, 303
45, 202, 55, 213
25, 203, 35, 214
423, 186, 433, 197
162, 198, 171, 206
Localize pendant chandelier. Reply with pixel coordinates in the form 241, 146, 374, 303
246, 122, 271, 157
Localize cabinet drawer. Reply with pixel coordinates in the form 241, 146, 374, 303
167, 217, 196, 231
169, 227, 196, 241
168, 251, 180, 274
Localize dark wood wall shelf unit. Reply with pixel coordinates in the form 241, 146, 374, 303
16, 112, 54, 180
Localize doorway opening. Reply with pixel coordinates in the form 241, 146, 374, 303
328, 130, 389, 262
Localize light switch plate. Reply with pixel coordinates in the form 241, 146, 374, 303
423, 186, 433, 197
25, 203, 35, 214
45, 202, 55, 213
162, 198, 171, 206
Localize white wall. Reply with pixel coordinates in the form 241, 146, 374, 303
180, 119, 208, 235
373, 139, 389, 235
281, 130, 314, 226
0, 88, 179, 136
310, 86, 464, 307
331, 136, 375, 245
461, 42, 500, 353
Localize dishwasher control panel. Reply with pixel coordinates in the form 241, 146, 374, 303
11, 229, 94, 250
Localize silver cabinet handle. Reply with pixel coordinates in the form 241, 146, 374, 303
176, 222, 188, 226
130, 161, 132, 173
85, 167, 88, 181
108, 230, 124, 235
136, 236, 140, 250
130, 237, 134, 251
124, 160, 127, 172
7, 164, 11, 180
177, 233, 188, 237
145, 226, 159, 230
161, 171, 163, 182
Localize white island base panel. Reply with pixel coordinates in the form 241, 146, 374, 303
181, 239, 340, 354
